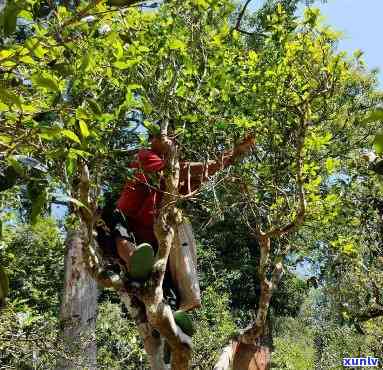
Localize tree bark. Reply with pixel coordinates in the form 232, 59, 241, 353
120, 292, 168, 370
214, 341, 271, 370
214, 235, 281, 370
56, 230, 98, 370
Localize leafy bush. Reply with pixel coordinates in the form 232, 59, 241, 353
1, 217, 64, 315
97, 300, 148, 369
192, 284, 236, 369
272, 317, 315, 370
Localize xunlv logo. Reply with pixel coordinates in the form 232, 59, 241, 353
343, 357, 380, 367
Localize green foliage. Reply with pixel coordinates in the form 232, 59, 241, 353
96, 300, 148, 369
271, 273, 309, 317
0, 218, 64, 368
1, 217, 64, 314
174, 310, 195, 337
272, 317, 316, 370
192, 285, 236, 368
0, 302, 63, 369
373, 133, 383, 154
0, 0, 382, 366
96, 284, 237, 369
316, 323, 383, 369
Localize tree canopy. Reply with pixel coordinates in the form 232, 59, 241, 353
1, 0, 382, 369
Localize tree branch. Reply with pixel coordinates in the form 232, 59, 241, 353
234, 0, 252, 31
356, 305, 383, 322
268, 117, 307, 238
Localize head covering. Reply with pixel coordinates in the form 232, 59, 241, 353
129, 149, 165, 173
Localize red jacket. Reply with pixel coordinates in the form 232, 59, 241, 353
117, 148, 234, 244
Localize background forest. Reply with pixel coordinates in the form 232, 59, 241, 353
0, 0, 382, 369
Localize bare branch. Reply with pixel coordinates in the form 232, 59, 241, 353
234, 0, 252, 31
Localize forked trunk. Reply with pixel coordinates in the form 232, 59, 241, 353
233, 343, 271, 370
215, 235, 279, 370
232, 324, 272, 370
214, 330, 272, 370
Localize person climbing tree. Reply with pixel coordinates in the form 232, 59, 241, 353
97, 130, 256, 313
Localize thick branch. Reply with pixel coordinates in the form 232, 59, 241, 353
356, 305, 383, 322
234, 0, 252, 31
120, 293, 168, 370
268, 118, 307, 238
236, 235, 273, 345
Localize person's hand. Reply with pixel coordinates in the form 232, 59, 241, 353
233, 134, 256, 156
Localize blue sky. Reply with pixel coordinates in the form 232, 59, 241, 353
249, 0, 383, 87
314, 0, 383, 87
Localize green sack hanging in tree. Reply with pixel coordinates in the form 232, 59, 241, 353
129, 243, 155, 281
173, 310, 195, 337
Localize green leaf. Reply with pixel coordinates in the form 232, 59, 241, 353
25, 39, 47, 59
1, 60, 16, 68
65, 157, 76, 177
30, 191, 47, 224
193, 0, 209, 9
363, 109, 383, 123
20, 55, 35, 64
38, 128, 61, 141
32, 75, 60, 92
325, 158, 339, 173
97, 113, 114, 123
113, 40, 124, 59
61, 129, 81, 144
8, 156, 25, 176
52, 63, 73, 77
27, 181, 47, 224
0, 88, 23, 108
113, 60, 137, 69
0, 50, 14, 60
373, 133, 383, 154
0, 134, 12, 144
87, 99, 102, 115
21, 104, 38, 113
18, 10, 33, 20
168, 39, 186, 51
143, 121, 160, 136
69, 148, 90, 158
78, 120, 90, 138
1, 2, 19, 36
0, 102, 9, 111
80, 54, 91, 72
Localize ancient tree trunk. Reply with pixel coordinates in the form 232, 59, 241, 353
214, 237, 277, 370
214, 341, 271, 370
57, 230, 98, 370
214, 235, 282, 370
215, 118, 307, 370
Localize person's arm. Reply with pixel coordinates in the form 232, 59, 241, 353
179, 135, 255, 194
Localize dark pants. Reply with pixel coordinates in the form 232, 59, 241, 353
95, 209, 178, 308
